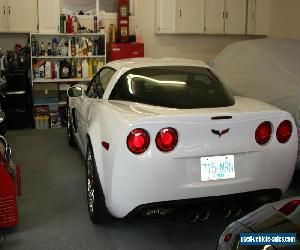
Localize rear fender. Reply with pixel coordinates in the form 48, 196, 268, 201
87, 123, 106, 195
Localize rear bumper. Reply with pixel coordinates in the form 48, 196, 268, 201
125, 189, 281, 221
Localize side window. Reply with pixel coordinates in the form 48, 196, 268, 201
86, 67, 115, 99
100, 68, 116, 92
87, 73, 102, 98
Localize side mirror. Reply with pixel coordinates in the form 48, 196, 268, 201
67, 86, 83, 98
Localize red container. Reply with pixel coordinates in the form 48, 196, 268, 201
107, 42, 144, 62
0, 164, 20, 228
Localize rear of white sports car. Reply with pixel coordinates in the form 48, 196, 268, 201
105, 107, 297, 219
93, 63, 298, 220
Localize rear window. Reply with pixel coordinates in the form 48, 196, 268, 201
109, 66, 235, 109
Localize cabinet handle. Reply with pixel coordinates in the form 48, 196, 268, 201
8, 6, 10, 15
180, 9, 182, 18
3, 6, 5, 15
222, 11, 225, 19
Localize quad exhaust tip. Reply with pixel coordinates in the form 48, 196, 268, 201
187, 207, 210, 223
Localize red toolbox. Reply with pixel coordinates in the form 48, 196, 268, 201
107, 42, 144, 62
0, 136, 21, 229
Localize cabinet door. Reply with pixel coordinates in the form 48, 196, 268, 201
156, 0, 177, 33
8, 0, 38, 32
225, 0, 247, 34
204, 0, 225, 34
38, 0, 60, 34
178, 0, 205, 33
247, 0, 256, 35
254, 0, 270, 35
0, 0, 8, 31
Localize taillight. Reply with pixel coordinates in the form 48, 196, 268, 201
223, 233, 232, 242
127, 128, 150, 154
279, 200, 300, 216
155, 127, 178, 152
276, 120, 292, 143
255, 121, 272, 145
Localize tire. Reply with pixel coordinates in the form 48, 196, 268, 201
67, 108, 76, 147
86, 140, 112, 224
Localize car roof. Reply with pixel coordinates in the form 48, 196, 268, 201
105, 57, 210, 71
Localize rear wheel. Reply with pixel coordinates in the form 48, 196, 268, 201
67, 108, 76, 147
86, 141, 112, 224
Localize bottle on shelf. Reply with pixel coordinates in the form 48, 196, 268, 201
93, 60, 97, 75
31, 37, 37, 56
45, 60, 51, 79
82, 38, 88, 56
88, 59, 93, 78
88, 39, 93, 56
75, 39, 79, 57
54, 61, 59, 79
68, 39, 72, 57
97, 61, 103, 72
51, 61, 55, 80
39, 63, 45, 79
71, 38, 76, 57
47, 42, 52, 56
82, 59, 89, 79
52, 38, 58, 56
60, 60, 71, 79
76, 60, 82, 78
40, 42, 45, 56
70, 59, 76, 79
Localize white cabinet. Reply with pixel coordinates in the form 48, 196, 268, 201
156, 0, 267, 35
156, 0, 177, 33
247, 0, 256, 35
156, 0, 204, 34
205, 0, 247, 35
38, 0, 60, 34
247, 0, 270, 35
0, 0, 8, 31
204, 0, 225, 34
7, 0, 38, 32
178, 0, 205, 33
225, 0, 247, 34
0, 0, 38, 32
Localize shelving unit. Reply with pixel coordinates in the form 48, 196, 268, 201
30, 32, 106, 129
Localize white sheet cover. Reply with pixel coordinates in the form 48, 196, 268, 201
210, 39, 300, 168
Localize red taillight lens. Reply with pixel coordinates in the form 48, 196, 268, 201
155, 127, 178, 152
276, 120, 292, 143
279, 200, 300, 216
223, 233, 232, 242
127, 128, 150, 154
255, 121, 272, 145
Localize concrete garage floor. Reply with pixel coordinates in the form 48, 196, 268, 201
2, 129, 300, 250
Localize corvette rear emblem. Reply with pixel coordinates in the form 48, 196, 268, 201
211, 128, 230, 138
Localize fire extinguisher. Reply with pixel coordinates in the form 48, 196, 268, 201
0, 136, 21, 229
117, 0, 129, 43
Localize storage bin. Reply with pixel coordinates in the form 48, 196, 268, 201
34, 83, 59, 98
34, 116, 49, 129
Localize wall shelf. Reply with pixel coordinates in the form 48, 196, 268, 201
33, 78, 92, 83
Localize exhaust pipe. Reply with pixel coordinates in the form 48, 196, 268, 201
198, 207, 210, 222
222, 207, 232, 219
187, 211, 199, 224
231, 206, 242, 218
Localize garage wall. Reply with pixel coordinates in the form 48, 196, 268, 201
269, 0, 300, 39
131, 0, 251, 62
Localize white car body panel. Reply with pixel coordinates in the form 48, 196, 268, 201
218, 196, 300, 249
68, 58, 298, 218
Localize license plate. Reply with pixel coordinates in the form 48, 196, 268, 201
200, 155, 235, 182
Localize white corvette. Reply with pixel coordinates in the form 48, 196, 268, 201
67, 58, 298, 224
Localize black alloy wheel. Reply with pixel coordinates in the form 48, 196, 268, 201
86, 141, 113, 224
